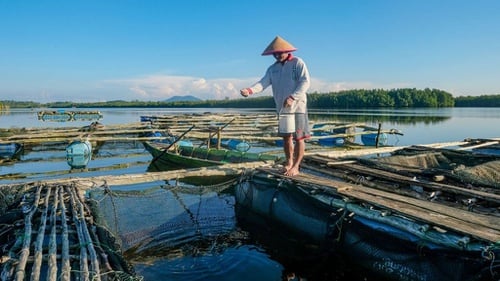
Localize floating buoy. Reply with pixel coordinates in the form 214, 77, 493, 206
66, 140, 92, 168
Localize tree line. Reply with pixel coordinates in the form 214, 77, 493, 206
1, 88, 499, 109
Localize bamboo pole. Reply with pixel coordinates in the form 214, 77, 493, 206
47, 186, 60, 281
59, 187, 71, 281
69, 186, 101, 281
67, 185, 90, 281
306, 141, 469, 158
30, 186, 52, 281
15, 185, 42, 281
0, 162, 276, 194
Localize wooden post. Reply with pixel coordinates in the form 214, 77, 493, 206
375, 123, 382, 148
217, 127, 222, 149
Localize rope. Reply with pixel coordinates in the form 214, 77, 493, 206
332, 203, 349, 243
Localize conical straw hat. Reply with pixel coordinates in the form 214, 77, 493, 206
261, 36, 297, 56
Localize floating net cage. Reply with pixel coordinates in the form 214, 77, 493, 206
0, 175, 242, 281
86, 176, 244, 261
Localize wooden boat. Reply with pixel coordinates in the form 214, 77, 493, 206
143, 140, 283, 170
235, 144, 500, 281
38, 110, 103, 122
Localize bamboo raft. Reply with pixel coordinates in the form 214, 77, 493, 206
0, 113, 404, 146
37, 110, 103, 122
0, 182, 136, 281
0, 162, 267, 281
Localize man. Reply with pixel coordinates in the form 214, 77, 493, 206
240, 35, 311, 176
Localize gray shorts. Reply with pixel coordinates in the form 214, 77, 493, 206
278, 113, 311, 140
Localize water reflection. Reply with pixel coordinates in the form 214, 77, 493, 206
88, 178, 374, 281
0, 139, 150, 184
88, 181, 287, 281
309, 111, 450, 125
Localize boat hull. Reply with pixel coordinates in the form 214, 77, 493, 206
143, 141, 282, 171
0, 143, 23, 159
361, 132, 388, 146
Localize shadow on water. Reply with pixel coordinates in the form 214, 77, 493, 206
235, 204, 376, 281
97, 178, 376, 281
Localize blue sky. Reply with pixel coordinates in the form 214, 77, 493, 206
1, 0, 499, 102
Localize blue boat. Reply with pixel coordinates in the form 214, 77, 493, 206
0, 143, 23, 159
140, 115, 158, 122
210, 138, 251, 152
315, 132, 345, 146
66, 140, 92, 168
361, 131, 388, 146
144, 131, 194, 147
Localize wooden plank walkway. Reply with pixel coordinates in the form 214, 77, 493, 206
257, 167, 500, 243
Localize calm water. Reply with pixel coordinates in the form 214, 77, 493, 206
1, 107, 499, 145
1, 107, 499, 281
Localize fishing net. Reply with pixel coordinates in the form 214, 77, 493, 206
86, 177, 241, 259
367, 149, 500, 188
0, 177, 243, 281
453, 160, 500, 188
374, 152, 450, 169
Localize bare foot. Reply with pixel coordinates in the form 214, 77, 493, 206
282, 161, 293, 173
284, 166, 300, 176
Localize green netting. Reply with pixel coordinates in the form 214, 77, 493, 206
178, 146, 194, 156
207, 148, 227, 161
193, 147, 209, 159
87, 179, 240, 256
224, 150, 244, 163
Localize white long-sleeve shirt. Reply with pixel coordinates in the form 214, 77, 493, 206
248, 55, 310, 114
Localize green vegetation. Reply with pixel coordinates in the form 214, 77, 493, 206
1, 88, 498, 109
454, 94, 500, 107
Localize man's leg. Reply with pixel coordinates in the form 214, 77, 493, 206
284, 138, 304, 176
283, 134, 294, 172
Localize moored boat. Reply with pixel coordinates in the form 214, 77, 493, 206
210, 138, 251, 152
361, 131, 388, 146
143, 140, 283, 171
0, 142, 23, 159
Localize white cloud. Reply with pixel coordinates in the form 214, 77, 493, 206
105, 74, 263, 100
104, 74, 413, 101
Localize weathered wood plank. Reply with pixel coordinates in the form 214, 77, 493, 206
335, 162, 500, 203
341, 187, 500, 243
0, 162, 276, 190
257, 167, 500, 243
